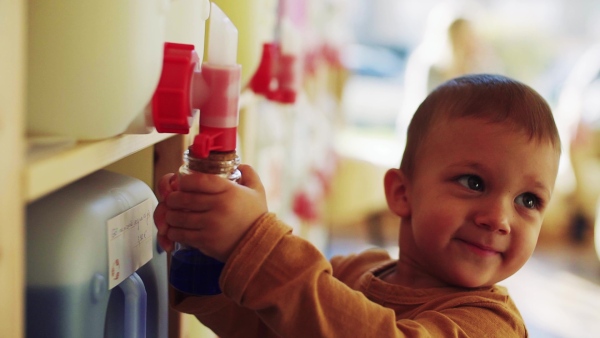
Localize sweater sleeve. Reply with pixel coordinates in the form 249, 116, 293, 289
221, 213, 403, 337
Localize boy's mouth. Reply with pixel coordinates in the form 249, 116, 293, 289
456, 238, 501, 257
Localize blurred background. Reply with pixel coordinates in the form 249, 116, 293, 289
232, 0, 600, 337
244, 0, 600, 337
317, 0, 600, 337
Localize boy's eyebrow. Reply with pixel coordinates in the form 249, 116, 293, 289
523, 176, 553, 198
448, 161, 485, 171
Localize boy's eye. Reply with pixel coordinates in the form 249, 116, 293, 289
457, 175, 484, 191
515, 193, 539, 209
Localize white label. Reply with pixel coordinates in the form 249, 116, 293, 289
107, 198, 154, 289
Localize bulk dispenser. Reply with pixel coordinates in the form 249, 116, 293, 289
26, 2, 245, 335
26, 170, 167, 338
27, 0, 170, 140
26, 0, 214, 141
27, 0, 257, 142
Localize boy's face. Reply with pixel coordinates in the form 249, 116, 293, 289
388, 117, 559, 288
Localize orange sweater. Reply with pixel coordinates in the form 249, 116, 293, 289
172, 213, 527, 337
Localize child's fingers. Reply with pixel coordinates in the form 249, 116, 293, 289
154, 202, 169, 235
165, 208, 211, 230
178, 171, 232, 194
154, 201, 174, 252
177, 164, 264, 196
157, 234, 174, 253
165, 191, 216, 212
156, 173, 176, 202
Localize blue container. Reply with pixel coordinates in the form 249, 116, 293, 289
26, 170, 168, 338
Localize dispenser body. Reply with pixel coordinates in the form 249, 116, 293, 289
26, 170, 168, 338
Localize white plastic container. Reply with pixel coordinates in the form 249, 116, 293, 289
166, 0, 210, 53
26, 170, 168, 338
27, 0, 170, 140
211, 0, 265, 86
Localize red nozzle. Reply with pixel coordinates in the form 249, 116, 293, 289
190, 126, 237, 158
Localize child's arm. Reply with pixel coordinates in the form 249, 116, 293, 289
155, 167, 525, 337
155, 166, 399, 336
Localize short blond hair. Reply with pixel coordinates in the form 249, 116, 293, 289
400, 74, 561, 177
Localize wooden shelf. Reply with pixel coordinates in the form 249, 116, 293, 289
25, 131, 175, 202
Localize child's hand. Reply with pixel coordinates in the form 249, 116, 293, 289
154, 164, 268, 262
154, 173, 178, 253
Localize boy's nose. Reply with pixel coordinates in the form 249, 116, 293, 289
474, 197, 512, 234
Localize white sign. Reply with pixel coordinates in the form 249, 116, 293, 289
107, 198, 154, 289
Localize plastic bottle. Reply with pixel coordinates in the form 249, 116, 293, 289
169, 150, 241, 295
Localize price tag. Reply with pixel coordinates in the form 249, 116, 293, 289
106, 198, 154, 289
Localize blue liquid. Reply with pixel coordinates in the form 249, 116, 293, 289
170, 248, 224, 295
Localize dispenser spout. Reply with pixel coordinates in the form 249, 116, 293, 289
207, 3, 238, 66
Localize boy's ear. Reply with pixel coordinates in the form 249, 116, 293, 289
384, 168, 411, 217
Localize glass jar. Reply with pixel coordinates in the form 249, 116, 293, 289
169, 148, 241, 295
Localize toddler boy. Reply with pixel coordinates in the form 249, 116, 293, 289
155, 73, 561, 337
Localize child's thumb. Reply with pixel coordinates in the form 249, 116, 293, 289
156, 173, 176, 202
238, 164, 265, 193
